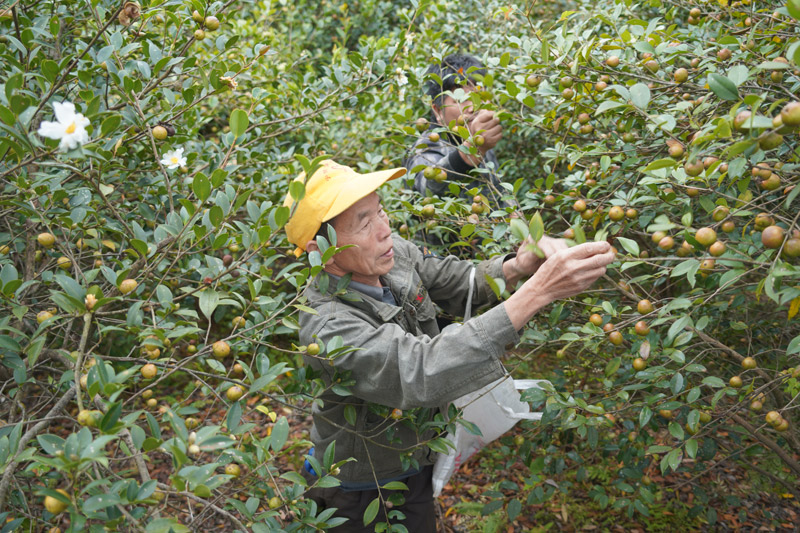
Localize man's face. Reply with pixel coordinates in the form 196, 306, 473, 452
433, 86, 475, 128
323, 192, 394, 287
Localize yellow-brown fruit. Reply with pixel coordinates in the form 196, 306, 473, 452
674, 68, 689, 83
37, 310, 54, 324
750, 400, 763, 412
775, 419, 789, 432
307, 342, 320, 356
758, 132, 783, 151
779, 101, 800, 127
708, 241, 726, 257
608, 206, 625, 221
141, 363, 157, 379
589, 313, 603, 326
761, 225, 785, 249
608, 331, 624, 345
729, 375, 743, 388
626, 208, 638, 219
632, 357, 647, 371
754, 213, 774, 230
226, 385, 244, 401
668, 143, 685, 159
712, 206, 729, 222
721, 220, 735, 233
684, 160, 704, 176
699, 258, 715, 273
634, 321, 650, 336
606, 55, 620, 67
152, 125, 168, 140
658, 236, 675, 250
695, 227, 717, 247
573, 199, 587, 212
733, 110, 751, 130
44, 489, 70, 514
783, 238, 800, 258
38, 232, 56, 248
204, 15, 220, 31
659, 409, 673, 419
212, 340, 231, 358
232, 316, 246, 328
741, 357, 757, 370
765, 411, 781, 426
56, 256, 71, 270
119, 279, 138, 294
225, 463, 241, 477
651, 231, 666, 244
421, 205, 435, 218
637, 299, 654, 314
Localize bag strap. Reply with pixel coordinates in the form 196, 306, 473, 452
464, 266, 476, 322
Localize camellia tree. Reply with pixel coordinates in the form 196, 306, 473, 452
1, 0, 799, 531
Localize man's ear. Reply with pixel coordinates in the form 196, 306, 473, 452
431, 103, 442, 124
306, 239, 336, 267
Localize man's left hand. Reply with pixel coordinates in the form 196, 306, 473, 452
504, 235, 570, 286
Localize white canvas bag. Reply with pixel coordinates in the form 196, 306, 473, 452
431, 267, 549, 497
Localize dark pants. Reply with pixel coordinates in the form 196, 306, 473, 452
304, 465, 438, 532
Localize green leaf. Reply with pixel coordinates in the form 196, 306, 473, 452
198, 290, 219, 320
685, 438, 698, 459
193, 173, 211, 202
789, 0, 800, 22
616, 237, 639, 256
363, 497, 380, 526
229, 108, 249, 137
630, 83, 650, 109
82, 493, 121, 512
707, 73, 739, 101
271, 416, 289, 451
145, 518, 191, 533
643, 158, 677, 172
529, 211, 544, 241
595, 100, 627, 115
509, 218, 529, 241
344, 404, 357, 426
380, 481, 408, 490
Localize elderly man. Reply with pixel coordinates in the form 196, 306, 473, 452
284, 160, 614, 532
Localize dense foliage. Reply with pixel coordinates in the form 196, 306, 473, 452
1, 0, 799, 531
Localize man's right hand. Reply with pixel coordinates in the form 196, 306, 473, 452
527, 242, 615, 303
504, 242, 616, 330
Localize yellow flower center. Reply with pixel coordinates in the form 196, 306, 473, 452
170, 157, 179, 164
65, 122, 77, 134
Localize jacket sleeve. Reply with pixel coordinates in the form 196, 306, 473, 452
308, 303, 519, 409
403, 136, 477, 196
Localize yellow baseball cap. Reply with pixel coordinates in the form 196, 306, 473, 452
284, 160, 406, 257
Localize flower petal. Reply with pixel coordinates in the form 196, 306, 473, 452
37, 121, 65, 140
53, 101, 76, 124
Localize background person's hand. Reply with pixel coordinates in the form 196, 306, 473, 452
468, 109, 502, 153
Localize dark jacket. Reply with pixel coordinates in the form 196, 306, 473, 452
403, 130, 505, 205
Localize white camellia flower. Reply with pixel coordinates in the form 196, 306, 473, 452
37, 101, 91, 151
160, 147, 187, 169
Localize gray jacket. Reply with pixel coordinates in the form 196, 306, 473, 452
299, 235, 520, 484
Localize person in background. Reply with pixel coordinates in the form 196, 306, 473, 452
403, 53, 506, 208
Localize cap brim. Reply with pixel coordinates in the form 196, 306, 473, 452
323, 167, 406, 222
